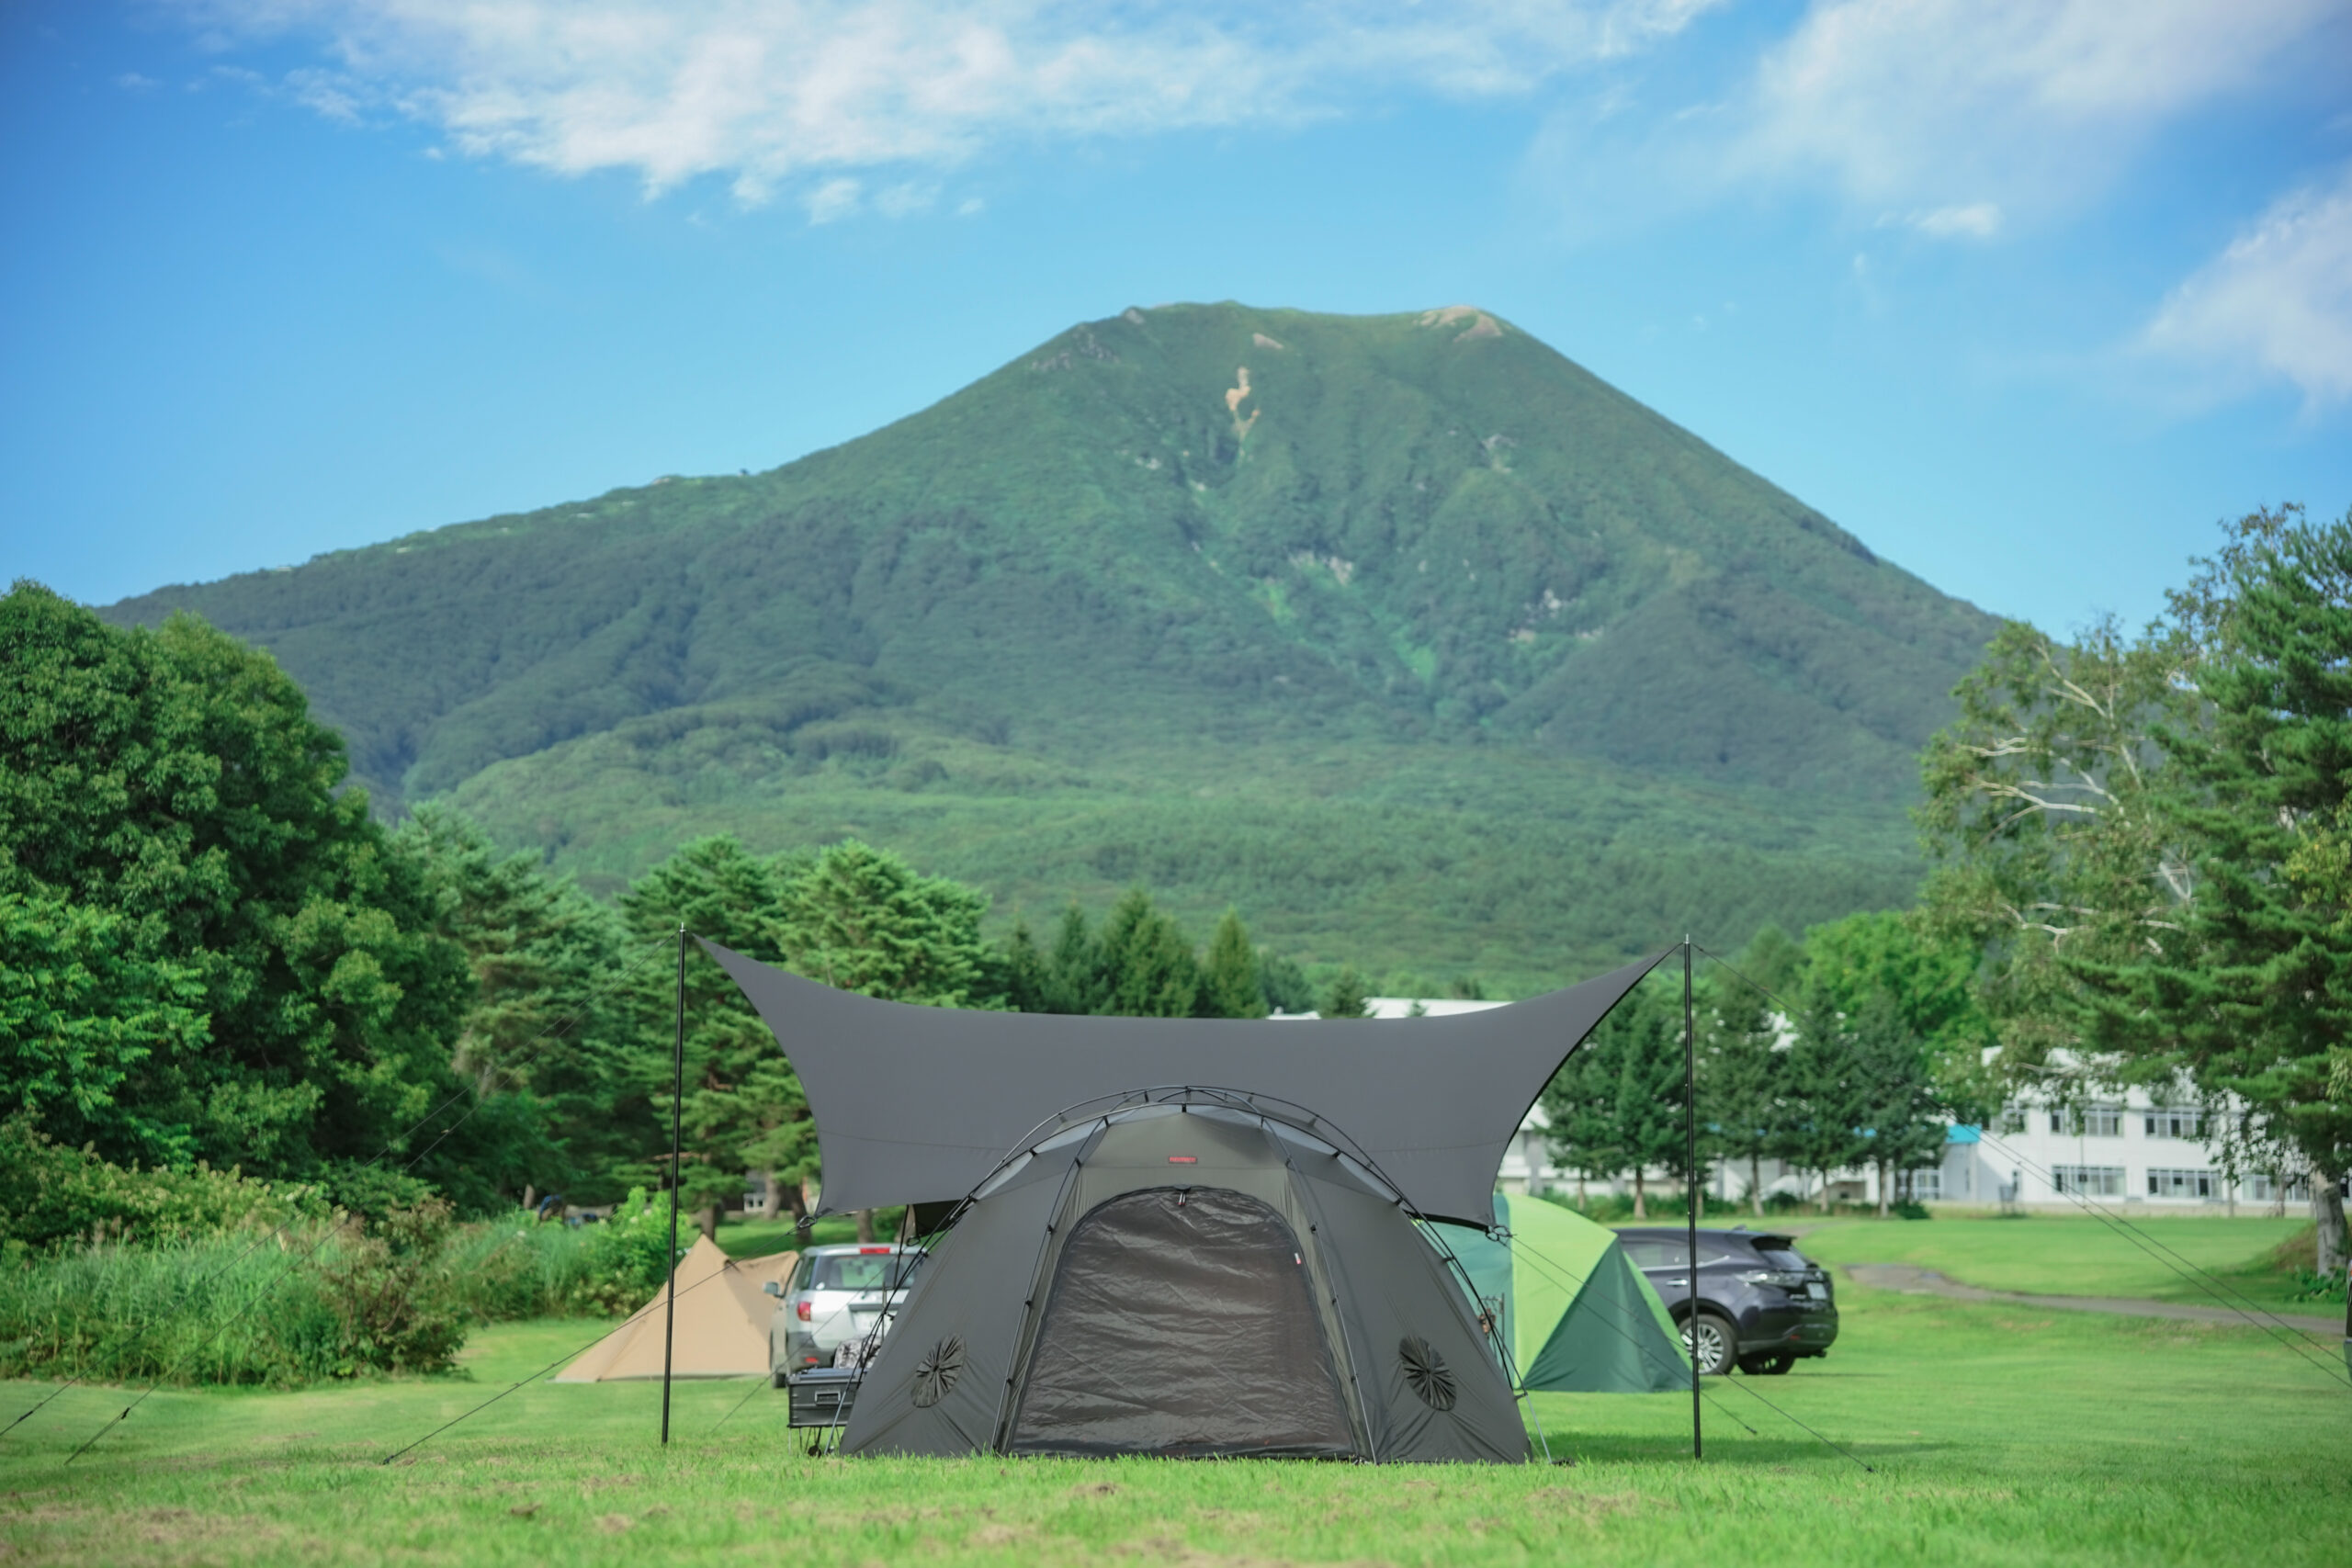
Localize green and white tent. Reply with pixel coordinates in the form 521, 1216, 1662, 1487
1439, 1194, 1689, 1393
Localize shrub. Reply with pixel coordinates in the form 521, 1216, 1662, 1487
308, 1201, 470, 1377
2288, 1267, 2348, 1303
0, 1207, 471, 1387
0, 1115, 328, 1256
567, 1188, 677, 1315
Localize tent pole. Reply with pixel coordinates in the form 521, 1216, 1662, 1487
1684, 936, 1702, 1461
662, 924, 686, 1446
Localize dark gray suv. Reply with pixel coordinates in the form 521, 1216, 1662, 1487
1617, 1227, 1838, 1376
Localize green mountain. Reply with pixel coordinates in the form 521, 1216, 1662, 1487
107, 303, 1996, 992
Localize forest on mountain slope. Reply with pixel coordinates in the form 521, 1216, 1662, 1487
107, 303, 1998, 987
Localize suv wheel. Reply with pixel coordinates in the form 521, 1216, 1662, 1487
1737, 1351, 1795, 1376
1679, 1310, 1737, 1376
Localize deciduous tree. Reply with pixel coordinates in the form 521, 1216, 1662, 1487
0, 584, 469, 1186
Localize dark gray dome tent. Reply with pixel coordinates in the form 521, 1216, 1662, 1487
703, 942, 1668, 1463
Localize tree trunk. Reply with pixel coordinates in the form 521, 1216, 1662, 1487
800, 1174, 820, 1223
782, 1177, 811, 1235
696, 1204, 719, 1242
1632, 1168, 1646, 1221
754, 1169, 782, 1223
1748, 1153, 1764, 1217
854, 1209, 876, 1243
2312, 1171, 2347, 1280
522, 1183, 537, 1216
1816, 1170, 1832, 1214
1876, 1157, 1892, 1218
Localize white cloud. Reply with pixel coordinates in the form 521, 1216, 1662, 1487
874, 180, 938, 219
1909, 202, 2000, 240
164, 1, 1727, 201
285, 65, 365, 122
804, 175, 862, 224
1736, 0, 2340, 220
2143, 162, 2352, 406
115, 72, 163, 92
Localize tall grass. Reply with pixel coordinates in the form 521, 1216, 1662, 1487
438, 1222, 606, 1320
0, 1219, 626, 1389
0, 1228, 375, 1387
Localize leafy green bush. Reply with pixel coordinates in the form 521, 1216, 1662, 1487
0, 1116, 328, 1257
566, 1189, 676, 1315
2287, 1267, 2347, 1303
0, 1208, 473, 1387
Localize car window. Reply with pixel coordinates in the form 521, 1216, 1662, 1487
789, 1256, 814, 1292
1620, 1238, 1688, 1269
810, 1254, 908, 1292
1757, 1246, 1811, 1271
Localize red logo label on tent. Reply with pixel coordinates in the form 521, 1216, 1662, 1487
1167, 1155, 1197, 1163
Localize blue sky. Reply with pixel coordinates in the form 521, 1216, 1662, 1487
5, 1, 2348, 636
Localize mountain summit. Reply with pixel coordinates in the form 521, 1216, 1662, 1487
109, 304, 1996, 985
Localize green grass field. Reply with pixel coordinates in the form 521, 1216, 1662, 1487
2, 1237, 2345, 1568
1792, 1214, 2323, 1310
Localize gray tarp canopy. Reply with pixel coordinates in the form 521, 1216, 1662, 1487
703, 941, 1668, 1227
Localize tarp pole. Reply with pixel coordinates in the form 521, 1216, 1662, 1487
662, 924, 686, 1445
1684, 936, 1702, 1461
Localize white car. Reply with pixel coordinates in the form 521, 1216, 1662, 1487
768, 1243, 923, 1386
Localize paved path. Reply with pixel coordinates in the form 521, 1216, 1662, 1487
1842, 1263, 2344, 1337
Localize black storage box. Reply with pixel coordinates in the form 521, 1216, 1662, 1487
787, 1367, 862, 1428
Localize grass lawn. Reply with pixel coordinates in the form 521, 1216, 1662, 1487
1, 1273, 2345, 1566
1792, 1214, 2325, 1310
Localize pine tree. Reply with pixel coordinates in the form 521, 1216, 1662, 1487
1542, 982, 1687, 1217
2114, 506, 2352, 1270
1542, 1018, 1626, 1206
1699, 977, 1784, 1215
1043, 902, 1101, 1014
1000, 915, 1051, 1013
1200, 909, 1264, 1019
1780, 1002, 1873, 1213
1609, 986, 1691, 1220
398, 806, 633, 1208
1094, 888, 1204, 1018
1320, 966, 1370, 1021
1844, 993, 1950, 1215
1257, 949, 1316, 1014
620, 838, 805, 1233
776, 839, 993, 1008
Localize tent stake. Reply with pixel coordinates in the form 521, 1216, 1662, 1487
662, 924, 686, 1446
1684, 936, 1701, 1461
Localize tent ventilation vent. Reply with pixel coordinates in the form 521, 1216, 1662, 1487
1399, 1337, 1456, 1411
912, 1336, 965, 1408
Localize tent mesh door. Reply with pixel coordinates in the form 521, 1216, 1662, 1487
1008, 1186, 1355, 1457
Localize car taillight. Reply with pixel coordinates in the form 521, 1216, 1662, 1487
796, 1301, 812, 1321
859, 1246, 891, 1254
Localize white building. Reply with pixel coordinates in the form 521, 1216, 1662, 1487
1501, 1080, 2338, 1216
1288, 997, 2339, 1215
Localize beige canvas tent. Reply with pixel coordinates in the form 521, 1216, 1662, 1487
555, 1235, 798, 1382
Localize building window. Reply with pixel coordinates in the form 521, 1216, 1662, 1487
2143, 1108, 2204, 1139
2146, 1168, 2218, 1200
2051, 1165, 2126, 1198
2245, 1172, 2310, 1204
2082, 1105, 2122, 1137
1996, 1103, 2030, 1134
1904, 1169, 1943, 1201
